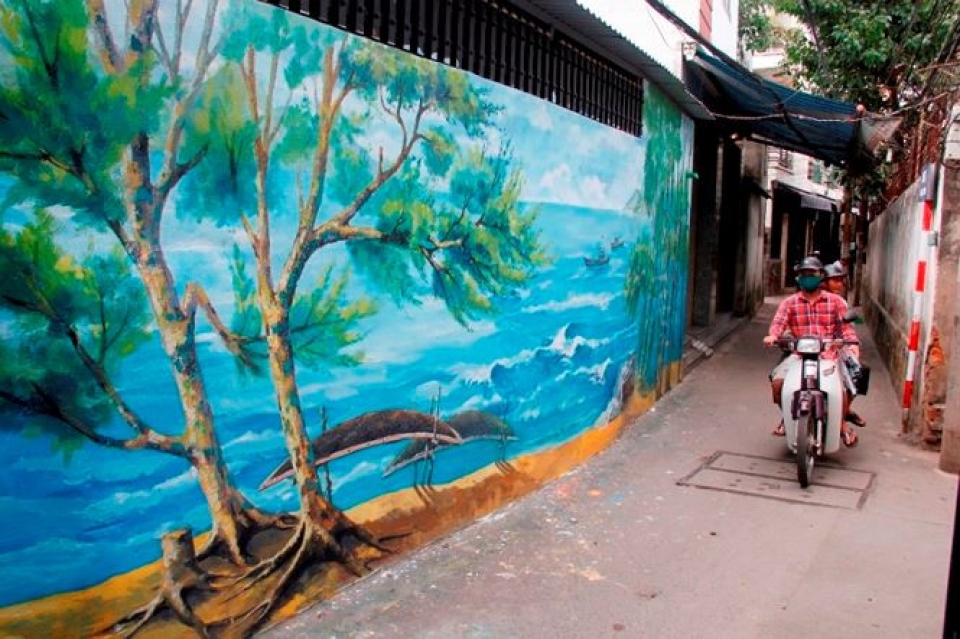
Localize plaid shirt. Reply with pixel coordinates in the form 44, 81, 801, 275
769, 291, 859, 345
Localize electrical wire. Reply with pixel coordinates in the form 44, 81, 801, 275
643, 1, 672, 51
705, 88, 956, 124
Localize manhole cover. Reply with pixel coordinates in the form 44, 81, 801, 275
677, 451, 874, 509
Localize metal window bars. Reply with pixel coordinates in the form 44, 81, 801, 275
260, 0, 643, 136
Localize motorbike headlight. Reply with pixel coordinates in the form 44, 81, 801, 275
795, 337, 821, 354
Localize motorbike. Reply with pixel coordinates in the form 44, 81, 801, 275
776, 333, 861, 488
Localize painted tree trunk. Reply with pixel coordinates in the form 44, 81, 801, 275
132, 233, 250, 562
263, 306, 340, 529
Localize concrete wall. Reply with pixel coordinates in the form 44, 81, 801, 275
0, 0, 694, 634
708, 0, 740, 55
940, 111, 960, 472
864, 181, 922, 420
923, 161, 960, 450
740, 141, 767, 315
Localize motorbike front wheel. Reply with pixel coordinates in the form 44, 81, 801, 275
796, 412, 817, 488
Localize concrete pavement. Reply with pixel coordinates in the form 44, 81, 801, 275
264, 300, 958, 638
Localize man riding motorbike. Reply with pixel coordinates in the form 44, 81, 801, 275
764, 256, 862, 447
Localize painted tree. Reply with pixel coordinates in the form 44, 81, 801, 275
624, 88, 691, 390
177, 4, 546, 616
0, 0, 278, 577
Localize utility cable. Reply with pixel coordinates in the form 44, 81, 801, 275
642, 1, 672, 52
704, 88, 956, 124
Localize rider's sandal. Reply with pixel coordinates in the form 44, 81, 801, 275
846, 412, 867, 428
772, 421, 786, 437
841, 427, 859, 448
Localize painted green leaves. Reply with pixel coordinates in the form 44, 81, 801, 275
0, 0, 168, 224
0, 212, 150, 454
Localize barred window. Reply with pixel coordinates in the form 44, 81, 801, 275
260, 0, 643, 136
777, 149, 793, 169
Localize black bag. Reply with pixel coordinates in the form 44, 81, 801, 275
854, 365, 871, 396
844, 353, 871, 396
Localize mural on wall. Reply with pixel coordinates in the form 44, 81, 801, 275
0, 0, 691, 636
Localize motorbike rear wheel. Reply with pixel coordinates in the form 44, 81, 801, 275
796, 412, 817, 488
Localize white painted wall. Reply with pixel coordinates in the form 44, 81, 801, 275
711, 0, 740, 55
865, 182, 922, 375
577, 0, 741, 80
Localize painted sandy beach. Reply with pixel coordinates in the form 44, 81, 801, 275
0, 385, 671, 638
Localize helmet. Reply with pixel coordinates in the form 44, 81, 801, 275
795, 256, 824, 273
824, 261, 847, 279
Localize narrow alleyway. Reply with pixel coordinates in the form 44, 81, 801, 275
264, 300, 957, 639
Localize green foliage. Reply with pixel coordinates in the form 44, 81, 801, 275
228, 243, 264, 359
625, 88, 691, 389
624, 230, 655, 316
771, 0, 952, 109
0, 211, 150, 455
180, 65, 259, 222
755, 0, 955, 196
349, 144, 547, 326
288, 266, 377, 367
326, 113, 375, 206
347, 163, 436, 306
345, 42, 500, 136
228, 244, 376, 372
738, 0, 778, 54
0, 0, 169, 223
419, 127, 457, 177
209, 11, 544, 339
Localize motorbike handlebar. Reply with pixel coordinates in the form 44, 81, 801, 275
774, 337, 860, 349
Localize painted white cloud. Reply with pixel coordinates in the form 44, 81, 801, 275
527, 102, 553, 130
534, 164, 612, 208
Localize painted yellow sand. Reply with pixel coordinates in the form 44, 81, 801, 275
0, 380, 671, 639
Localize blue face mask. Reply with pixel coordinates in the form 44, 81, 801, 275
797, 274, 822, 292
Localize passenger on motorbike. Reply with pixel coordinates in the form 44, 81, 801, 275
763, 256, 862, 447
823, 261, 867, 429
823, 260, 848, 298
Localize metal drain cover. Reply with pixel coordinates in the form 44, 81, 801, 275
678, 451, 874, 509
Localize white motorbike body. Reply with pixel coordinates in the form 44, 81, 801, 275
780, 354, 844, 455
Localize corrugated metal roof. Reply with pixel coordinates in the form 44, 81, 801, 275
511, 0, 713, 121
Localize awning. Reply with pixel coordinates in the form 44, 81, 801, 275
683, 48, 879, 173
774, 181, 837, 213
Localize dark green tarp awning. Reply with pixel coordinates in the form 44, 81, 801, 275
684, 48, 886, 173
775, 181, 837, 213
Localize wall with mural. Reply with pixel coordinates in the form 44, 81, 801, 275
0, 0, 692, 636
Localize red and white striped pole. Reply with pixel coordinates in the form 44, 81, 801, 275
903, 163, 938, 419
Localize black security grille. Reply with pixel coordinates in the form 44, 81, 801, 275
260, 0, 643, 136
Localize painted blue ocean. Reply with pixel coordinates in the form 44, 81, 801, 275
0, 202, 651, 606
